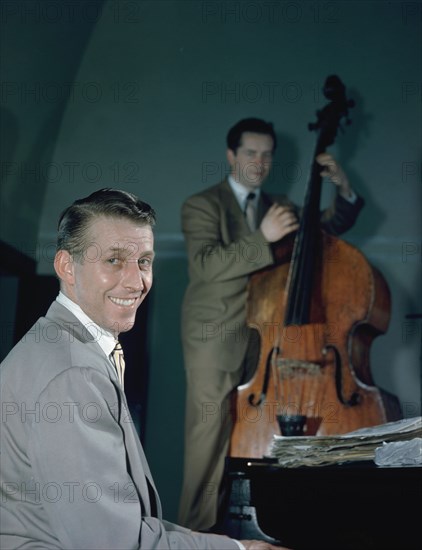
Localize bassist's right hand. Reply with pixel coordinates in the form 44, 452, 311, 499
260, 204, 299, 242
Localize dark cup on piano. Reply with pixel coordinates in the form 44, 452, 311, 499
277, 414, 307, 436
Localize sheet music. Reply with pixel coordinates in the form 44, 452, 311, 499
269, 417, 422, 467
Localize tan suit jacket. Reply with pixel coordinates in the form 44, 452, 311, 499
181, 179, 280, 373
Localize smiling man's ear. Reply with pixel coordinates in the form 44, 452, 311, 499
54, 249, 75, 285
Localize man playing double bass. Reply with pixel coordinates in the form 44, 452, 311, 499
178, 117, 364, 532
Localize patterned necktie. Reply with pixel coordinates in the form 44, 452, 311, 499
112, 341, 125, 389
244, 192, 257, 231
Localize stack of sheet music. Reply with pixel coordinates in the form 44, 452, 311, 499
269, 416, 422, 467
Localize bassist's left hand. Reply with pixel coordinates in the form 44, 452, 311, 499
316, 153, 354, 201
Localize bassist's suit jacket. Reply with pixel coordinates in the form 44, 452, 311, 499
0, 301, 239, 549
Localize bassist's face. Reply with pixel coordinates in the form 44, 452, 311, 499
227, 132, 274, 191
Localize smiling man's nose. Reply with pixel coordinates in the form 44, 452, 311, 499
123, 262, 144, 291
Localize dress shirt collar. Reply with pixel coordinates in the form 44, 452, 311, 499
56, 291, 116, 358
228, 175, 260, 210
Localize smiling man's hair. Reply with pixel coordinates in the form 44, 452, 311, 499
56, 188, 156, 261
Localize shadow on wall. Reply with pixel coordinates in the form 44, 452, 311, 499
336, 89, 387, 242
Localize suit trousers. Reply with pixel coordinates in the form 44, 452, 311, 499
178, 337, 259, 531
178, 366, 242, 531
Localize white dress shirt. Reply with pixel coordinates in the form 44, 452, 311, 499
228, 175, 260, 213
56, 291, 116, 361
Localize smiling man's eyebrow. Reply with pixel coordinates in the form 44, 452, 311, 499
105, 244, 155, 258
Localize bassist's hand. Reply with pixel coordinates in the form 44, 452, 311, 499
260, 204, 299, 243
316, 152, 354, 200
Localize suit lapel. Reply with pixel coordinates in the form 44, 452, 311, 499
46, 301, 120, 384
119, 393, 162, 517
219, 179, 250, 236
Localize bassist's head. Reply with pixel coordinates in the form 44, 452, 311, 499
226, 118, 276, 191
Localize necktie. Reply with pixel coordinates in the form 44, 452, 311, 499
112, 341, 125, 389
244, 192, 256, 231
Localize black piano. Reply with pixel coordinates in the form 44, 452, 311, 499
216, 457, 422, 550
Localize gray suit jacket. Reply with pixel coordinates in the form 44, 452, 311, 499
181, 179, 364, 373
0, 301, 238, 549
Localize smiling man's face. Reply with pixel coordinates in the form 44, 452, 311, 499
55, 215, 154, 336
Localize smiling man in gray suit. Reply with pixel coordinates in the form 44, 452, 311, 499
0, 189, 288, 550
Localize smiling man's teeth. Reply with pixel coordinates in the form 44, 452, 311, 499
110, 297, 136, 306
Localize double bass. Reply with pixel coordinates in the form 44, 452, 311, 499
230, 76, 399, 458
